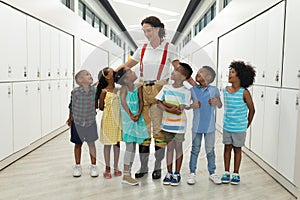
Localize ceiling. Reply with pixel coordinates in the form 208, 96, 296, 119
107, 0, 191, 47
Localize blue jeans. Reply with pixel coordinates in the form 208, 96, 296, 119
189, 132, 216, 175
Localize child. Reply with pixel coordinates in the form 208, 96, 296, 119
186, 66, 222, 185
66, 70, 99, 177
156, 62, 193, 186
221, 61, 256, 185
96, 67, 122, 179
114, 67, 148, 186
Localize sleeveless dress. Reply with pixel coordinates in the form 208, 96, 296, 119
100, 90, 122, 145
120, 87, 148, 144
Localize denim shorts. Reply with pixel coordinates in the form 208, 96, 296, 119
222, 131, 246, 147
70, 121, 98, 144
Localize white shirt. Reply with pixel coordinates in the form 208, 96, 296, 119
131, 41, 178, 81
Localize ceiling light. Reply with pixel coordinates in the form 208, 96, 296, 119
110, 0, 179, 16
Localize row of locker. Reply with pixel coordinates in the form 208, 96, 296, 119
218, 1, 299, 89
215, 1, 300, 184
0, 79, 73, 161
215, 84, 299, 183
0, 3, 73, 82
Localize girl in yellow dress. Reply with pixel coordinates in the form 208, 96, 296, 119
96, 67, 122, 179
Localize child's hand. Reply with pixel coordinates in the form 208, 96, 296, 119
190, 101, 201, 109
66, 118, 72, 127
209, 98, 219, 106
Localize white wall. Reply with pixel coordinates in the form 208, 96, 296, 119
0, 0, 128, 165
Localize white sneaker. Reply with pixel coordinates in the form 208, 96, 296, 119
90, 165, 99, 177
187, 173, 196, 185
209, 174, 222, 184
73, 164, 82, 177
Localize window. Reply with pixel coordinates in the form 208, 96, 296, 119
78, 1, 85, 20
224, 0, 232, 8
94, 17, 100, 31
193, 1, 216, 37
85, 7, 94, 25
61, 0, 71, 8
100, 21, 108, 36
78, 1, 108, 37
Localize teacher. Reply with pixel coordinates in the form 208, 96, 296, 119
117, 16, 179, 179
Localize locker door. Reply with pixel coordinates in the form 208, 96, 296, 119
60, 32, 67, 79
27, 82, 42, 142
262, 87, 280, 168
0, 4, 11, 81
26, 16, 41, 80
40, 23, 51, 80
66, 35, 74, 79
251, 86, 265, 158
0, 83, 13, 160
51, 80, 62, 129
7, 7, 27, 81
277, 89, 298, 183
282, 0, 300, 89
40, 81, 52, 136
51, 27, 60, 79
60, 79, 72, 124
265, 2, 285, 87
253, 10, 268, 85
13, 82, 31, 151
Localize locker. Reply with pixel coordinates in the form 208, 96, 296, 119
0, 5, 27, 81
13, 82, 41, 152
282, 0, 300, 89
27, 16, 41, 80
251, 86, 265, 158
277, 89, 298, 183
0, 84, 13, 160
40, 23, 52, 80
40, 81, 52, 136
262, 87, 280, 168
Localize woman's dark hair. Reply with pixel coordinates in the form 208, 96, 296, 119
141, 16, 165, 39
229, 61, 256, 88
114, 68, 126, 85
95, 67, 110, 108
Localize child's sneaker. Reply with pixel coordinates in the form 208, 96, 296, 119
90, 165, 99, 177
221, 172, 230, 183
187, 173, 196, 185
73, 164, 82, 177
122, 175, 139, 186
170, 173, 181, 186
163, 172, 173, 185
230, 173, 240, 185
209, 174, 222, 184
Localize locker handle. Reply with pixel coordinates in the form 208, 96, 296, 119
275, 93, 279, 105
8, 86, 11, 95
296, 97, 299, 106
260, 92, 264, 98
275, 71, 279, 82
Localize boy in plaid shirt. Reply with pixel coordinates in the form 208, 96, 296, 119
67, 70, 99, 177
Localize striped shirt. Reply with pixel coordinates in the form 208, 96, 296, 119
223, 87, 248, 132
71, 86, 96, 127
155, 84, 191, 134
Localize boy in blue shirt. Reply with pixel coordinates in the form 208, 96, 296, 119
187, 66, 222, 185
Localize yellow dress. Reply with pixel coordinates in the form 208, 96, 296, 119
100, 91, 122, 144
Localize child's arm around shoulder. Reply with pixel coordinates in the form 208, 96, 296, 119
243, 88, 255, 128
98, 89, 107, 111
208, 86, 222, 108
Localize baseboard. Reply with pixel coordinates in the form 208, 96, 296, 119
243, 147, 300, 199
0, 125, 69, 171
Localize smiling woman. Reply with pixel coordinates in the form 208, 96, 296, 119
116, 15, 180, 181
